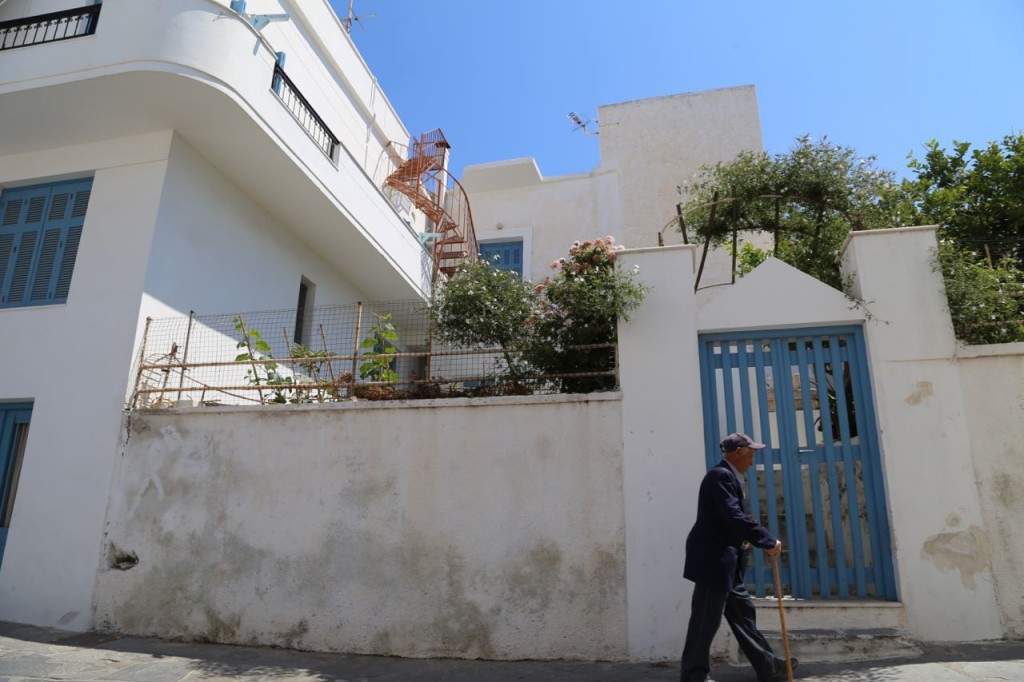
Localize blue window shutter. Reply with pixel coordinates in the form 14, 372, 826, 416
0, 179, 91, 308
1, 185, 50, 306
0, 234, 13, 297
6, 231, 37, 305
55, 226, 82, 302
29, 228, 61, 303
479, 240, 524, 278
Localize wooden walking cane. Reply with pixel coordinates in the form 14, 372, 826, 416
770, 553, 794, 682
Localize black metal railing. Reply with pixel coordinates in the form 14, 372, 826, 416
0, 4, 101, 51
272, 63, 340, 160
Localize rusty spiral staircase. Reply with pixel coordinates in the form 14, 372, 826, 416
383, 129, 477, 283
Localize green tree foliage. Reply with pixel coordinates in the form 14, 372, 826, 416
907, 134, 1024, 344
679, 136, 912, 289
933, 242, 1024, 344
429, 255, 537, 382
906, 134, 1024, 262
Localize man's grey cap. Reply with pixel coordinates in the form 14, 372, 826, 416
721, 432, 766, 452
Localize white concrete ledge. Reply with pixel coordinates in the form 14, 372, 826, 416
957, 342, 1024, 358
136, 391, 622, 416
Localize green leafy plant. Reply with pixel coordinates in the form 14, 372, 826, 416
359, 312, 400, 383
429, 254, 537, 385
233, 316, 293, 404
933, 241, 1024, 344
526, 237, 648, 392
289, 344, 333, 402
728, 241, 770, 278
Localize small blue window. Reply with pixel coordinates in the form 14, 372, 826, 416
0, 178, 91, 309
479, 240, 523, 278
0, 402, 32, 568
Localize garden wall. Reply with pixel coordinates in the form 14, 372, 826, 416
957, 344, 1024, 637
94, 394, 628, 660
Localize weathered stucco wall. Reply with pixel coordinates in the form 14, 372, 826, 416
94, 395, 627, 660
841, 226, 1003, 641
958, 346, 1024, 638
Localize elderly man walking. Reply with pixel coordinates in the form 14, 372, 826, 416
680, 433, 798, 682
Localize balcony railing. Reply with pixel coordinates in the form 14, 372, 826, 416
272, 63, 339, 160
0, 4, 101, 51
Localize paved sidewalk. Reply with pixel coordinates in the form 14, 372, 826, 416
2, 621, 1023, 681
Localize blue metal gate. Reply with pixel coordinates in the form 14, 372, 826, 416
698, 326, 896, 600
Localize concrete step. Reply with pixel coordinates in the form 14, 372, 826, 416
753, 598, 907, 631
712, 600, 920, 664
762, 627, 922, 663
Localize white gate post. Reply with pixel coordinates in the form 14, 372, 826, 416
840, 226, 1003, 641
617, 245, 706, 659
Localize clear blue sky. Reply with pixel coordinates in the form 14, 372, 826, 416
337, 1, 1024, 181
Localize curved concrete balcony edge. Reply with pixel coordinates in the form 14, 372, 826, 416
0, 1, 432, 300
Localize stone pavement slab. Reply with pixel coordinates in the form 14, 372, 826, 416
2, 622, 1023, 681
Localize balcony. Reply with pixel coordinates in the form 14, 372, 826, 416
0, 4, 101, 51
0, 0, 431, 300
272, 63, 339, 161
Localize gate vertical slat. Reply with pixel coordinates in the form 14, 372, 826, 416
771, 338, 811, 598
720, 340, 737, 433
794, 337, 832, 597
698, 341, 721, 466
735, 338, 765, 595
849, 331, 897, 599
829, 335, 869, 597
753, 337, 784, 591
811, 336, 850, 598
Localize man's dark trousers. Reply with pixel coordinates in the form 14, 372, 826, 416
680, 573, 778, 682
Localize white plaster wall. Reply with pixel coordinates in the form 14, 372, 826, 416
616, 245, 705, 659
463, 87, 765, 287
143, 135, 363, 316
0, 132, 173, 631
698, 257, 866, 332
598, 86, 763, 254
957, 346, 1024, 637
94, 395, 628, 660
0, 0, 83, 19
463, 161, 618, 283
840, 226, 1004, 641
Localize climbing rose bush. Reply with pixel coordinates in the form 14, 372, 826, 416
526, 236, 648, 392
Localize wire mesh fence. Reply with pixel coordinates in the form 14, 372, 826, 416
130, 300, 618, 408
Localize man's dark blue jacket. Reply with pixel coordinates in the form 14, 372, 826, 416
683, 459, 778, 591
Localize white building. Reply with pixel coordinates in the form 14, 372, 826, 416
4, 3, 1021, 664
463, 85, 765, 285
0, 0, 438, 631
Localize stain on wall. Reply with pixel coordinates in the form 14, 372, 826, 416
958, 354, 1024, 638
920, 524, 991, 590
904, 381, 934, 405
94, 398, 628, 660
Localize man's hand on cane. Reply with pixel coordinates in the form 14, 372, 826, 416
765, 540, 782, 557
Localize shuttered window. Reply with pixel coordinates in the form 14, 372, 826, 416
479, 240, 524, 278
0, 178, 92, 308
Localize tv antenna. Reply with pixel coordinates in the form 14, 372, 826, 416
341, 0, 376, 32
568, 111, 598, 136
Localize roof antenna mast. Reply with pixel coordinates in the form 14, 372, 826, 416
341, 0, 376, 33
567, 111, 599, 136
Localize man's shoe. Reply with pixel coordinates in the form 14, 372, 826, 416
766, 656, 799, 681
